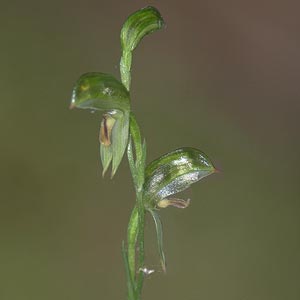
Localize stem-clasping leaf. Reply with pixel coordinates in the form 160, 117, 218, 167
70, 72, 131, 177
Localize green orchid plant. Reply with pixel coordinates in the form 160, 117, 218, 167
70, 6, 216, 300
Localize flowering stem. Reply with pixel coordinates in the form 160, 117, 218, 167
120, 8, 164, 296
124, 113, 146, 300
70, 7, 216, 300
136, 191, 145, 298
120, 51, 132, 91
127, 205, 138, 286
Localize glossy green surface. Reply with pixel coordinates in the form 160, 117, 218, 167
120, 6, 165, 52
143, 147, 216, 208
71, 72, 130, 177
71, 72, 130, 113
3, 1, 300, 300
110, 111, 130, 177
70, 7, 216, 300
126, 114, 147, 298
120, 6, 165, 90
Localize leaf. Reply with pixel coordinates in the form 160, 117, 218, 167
127, 137, 138, 187
129, 113, 147, 190
122, 241, 135, 299
143, 147, 216, 208
127, 206, 139, 284
129, 113, 142, 164
137, 139, 147, 187
120, 6, 165, 53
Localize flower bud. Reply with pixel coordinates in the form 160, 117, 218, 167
120, 6, 165, 90
120, 6, 165, 53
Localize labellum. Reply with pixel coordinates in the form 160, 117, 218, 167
157, 198, 191, 209
100, 114, 116, 146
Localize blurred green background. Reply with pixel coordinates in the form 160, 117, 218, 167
1, 0, 299, 299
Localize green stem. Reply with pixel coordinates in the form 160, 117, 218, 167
120, 51, 132, 91
121, 35, 146, 298
125, 113, 146, 300
127, 206, 138, 285
136, 193, 145, 298
122, 241, 135, 300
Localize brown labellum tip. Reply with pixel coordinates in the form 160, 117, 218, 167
99, 114, 116, 146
